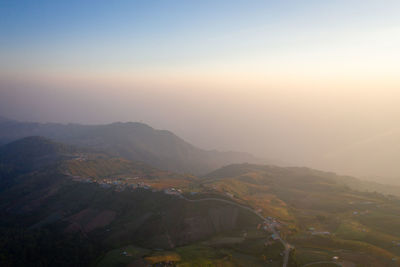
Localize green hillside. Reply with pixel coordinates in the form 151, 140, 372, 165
2, 138, 400, 266
198, 163, 400, 266
0, 137, 273, 266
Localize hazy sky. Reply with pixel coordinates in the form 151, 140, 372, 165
1, 1, 400, 179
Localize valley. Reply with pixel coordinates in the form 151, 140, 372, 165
1, 133, 400, 266
2, 2, 399, 266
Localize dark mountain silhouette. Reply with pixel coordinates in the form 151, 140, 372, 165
0, 136, 260, 266
0, 118, 260, 174
0, 136, 78, 182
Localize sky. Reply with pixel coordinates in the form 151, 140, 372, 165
1, 0, 400, 180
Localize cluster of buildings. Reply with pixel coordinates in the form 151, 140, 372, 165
225, 192, 234, 198
392, 241, 400, 247
264, 216, 282, 230
73, 154, 88, 161
311, 231, 331, 236
70, 175, 92, 183
352, 210, 370, 216
261, 216, 284, 242
96, 179, 152, 191
307, 227, 330, 236
68, 174, 153, 192
348, 201, 375, 205
96, 179, 187, 198
68, 173, 188, 198
163, 188, 182, 196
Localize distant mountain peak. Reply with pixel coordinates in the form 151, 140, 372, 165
0, 120, 261, 174
110, 121, 153, 128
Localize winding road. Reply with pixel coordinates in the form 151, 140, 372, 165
181, 196, 293, 267
303, 261, 342, 267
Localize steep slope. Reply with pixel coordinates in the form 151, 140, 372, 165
0, 136, 198, 190
0, 118, 260, 174
0, 137, 264, 266
0, 136, 78, 183
2, 137, 400, 266
205, 163, 400, 197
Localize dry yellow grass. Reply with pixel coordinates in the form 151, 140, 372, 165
144, 252, 181, 264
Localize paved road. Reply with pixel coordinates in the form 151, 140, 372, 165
182, 196, 293, 267
303, 261, 342, 267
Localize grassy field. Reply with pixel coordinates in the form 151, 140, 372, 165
81, 164, 400, 267
96, 227, 286, 267
96, 245, 150, 267
198, 164, 400, 266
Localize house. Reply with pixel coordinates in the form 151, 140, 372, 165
164, 188, 181, 196
271, 234, 279, 240
312, 231, 330, 236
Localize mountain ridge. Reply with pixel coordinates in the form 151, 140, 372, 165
0, 117, 261, 175
1, 136, 400, 266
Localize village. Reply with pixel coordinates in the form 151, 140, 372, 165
69, 171, 289, 241
66, 170, 300, 266
67, 172, 189, 198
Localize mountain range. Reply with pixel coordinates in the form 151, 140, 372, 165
2, 121, 400, 266
0, 136, 264, 266
0, 118, 261, 175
